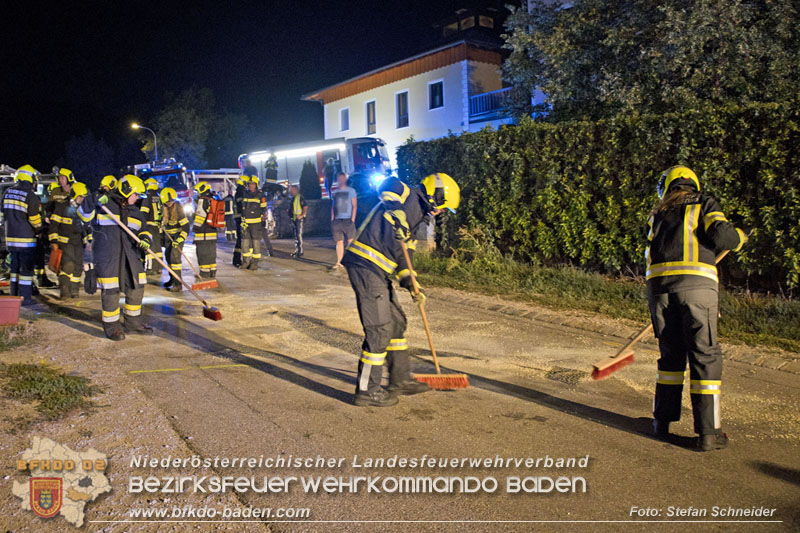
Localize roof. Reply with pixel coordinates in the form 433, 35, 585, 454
301, 40, 502, 105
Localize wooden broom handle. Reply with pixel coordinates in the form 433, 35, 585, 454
614, 249, 732, 357
99, 204, 209, 307
163, 228, 204, 280
400, 241, 441, 374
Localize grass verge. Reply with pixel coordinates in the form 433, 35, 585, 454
0, 363, 100, 420
0, 322, 34, 352
414, 246, 800, 353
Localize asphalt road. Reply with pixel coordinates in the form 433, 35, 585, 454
2, 237, 798, 532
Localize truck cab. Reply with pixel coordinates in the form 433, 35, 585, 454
134, 159, 195, 217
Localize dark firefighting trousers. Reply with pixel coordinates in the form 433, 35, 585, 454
261, 221, 274, 256
293, 219, 304, 256
146, 230, 163, 276
34, 233, 47, 281
347, 265, 411, 393
195, 237, 217, 277
165, 238, 183, 285
225, 215, 236, 241
233, 218, 243, 266
59, 243, 84, 298
241, 223, 261, 268
10, 248, 36, 301
648, 288, 722, 435
101, 262, 144, 337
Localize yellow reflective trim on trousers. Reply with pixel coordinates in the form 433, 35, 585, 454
387, 338, 408, 351
349, 241, 398, 273
360, 351, 387, 365
690, 379, 720, 394
656, 370, 685, 385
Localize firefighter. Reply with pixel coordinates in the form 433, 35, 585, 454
98, 175, 117, 195
192, 181, 218, 278
160, 187, 189, 291
232, 176, 246, 267
240, 176, 266, 270
647, 165, 748, 451
48, 182, 92, 299
140, 178, 163, 277
288, 184, 307, 258
93, 175, 151, 340
223, 186, 236, 241
342, 173, 460, 406
2, 165, 43, 305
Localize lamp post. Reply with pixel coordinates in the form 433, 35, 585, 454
131, 123, 158, 162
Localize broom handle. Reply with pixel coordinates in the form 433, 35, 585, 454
99, 204, 210, 308
163, 228, 204, 279
400, 241, 441, 374
614, 249, 732, 357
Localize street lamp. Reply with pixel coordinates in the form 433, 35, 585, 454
131, 122, 158, 162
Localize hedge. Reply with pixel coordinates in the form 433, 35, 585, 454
397, 102, 800, 291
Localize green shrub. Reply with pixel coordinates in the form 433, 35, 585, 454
398, 102, 800, 291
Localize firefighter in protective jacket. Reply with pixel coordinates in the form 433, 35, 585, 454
342, 173, 460, 407
92, 175, 152, 341
48, 182, 92, 299
240, 176, 266, 270
232, 176, 246, 267
2, 165, 43, 304
140, 178, 163, 277
160, 187, 190, 291
646, 165, 748, 451
192, 181, 218, 278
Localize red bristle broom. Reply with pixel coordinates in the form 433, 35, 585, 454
591, 250, 730, 380
99, 205, 223, 321
163, 230, 219, 291
400, 242, 469, 389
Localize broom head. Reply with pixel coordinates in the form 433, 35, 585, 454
203, 306, 223, 321
591, 350, 634, 380
192, 279, 219, 291
413, 373, 470, 389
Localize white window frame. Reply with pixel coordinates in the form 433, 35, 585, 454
427, 79, 445, 111
364, 99, 377, 135
339, 107, 350, 132
395, 89, 410, 130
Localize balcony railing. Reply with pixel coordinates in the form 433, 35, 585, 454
469, 87, 512, 119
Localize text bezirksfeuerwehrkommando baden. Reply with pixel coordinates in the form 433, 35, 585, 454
128, 454, 590, 495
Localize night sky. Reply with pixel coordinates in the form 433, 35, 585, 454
2, 0, 511, 170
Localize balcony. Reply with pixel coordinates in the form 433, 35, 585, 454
469, 87, 512, 123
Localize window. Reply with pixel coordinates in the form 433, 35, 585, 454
460, 16, 475, 30
429, 81, 444, 110
396, 91, 409, 129
365, 100, 376, 135
479, 15, 494, 28
339, 108, 350, 131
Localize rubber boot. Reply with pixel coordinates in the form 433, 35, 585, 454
210, 270, 216, 279
59, 281, 72, 300
103, 323, 125, 341
354, 388, 399, 407
38, 274, 56, 288
652, 419, 670, 439
698, 432, 728, 452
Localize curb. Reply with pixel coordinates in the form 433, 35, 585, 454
428, 289, 800, 376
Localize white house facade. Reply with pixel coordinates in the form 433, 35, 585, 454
302, 40, 511, 170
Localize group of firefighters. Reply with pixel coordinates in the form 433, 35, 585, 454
3, 162, 748, 450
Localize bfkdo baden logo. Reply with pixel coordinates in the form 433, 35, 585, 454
30, 477, 63, 518
12, 437, 110, 527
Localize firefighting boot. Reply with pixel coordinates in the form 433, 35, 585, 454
387, 380, 431, 396
652, 419, 671, 439
38, 274, 56, 288
124, 318, 154, 335
70, 282, 80, 298
698, 432, 729, 452
59, 281, 72, 300
209, 270, 216, 279
247, 260, 259, 270
386, 351, 429, 395
354, 388, 399, 407
103, 323, 125, 341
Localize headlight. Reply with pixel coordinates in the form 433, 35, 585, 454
370, 173, 387, 187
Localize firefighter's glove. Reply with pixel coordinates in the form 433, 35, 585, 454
390, 209, 410, 242
138, 240, 151, 251
97, 194, 109, 205
241, 221, 248, 230
83, 234, 93, 245
410, 288, 426, 306
175, 236, 185, 245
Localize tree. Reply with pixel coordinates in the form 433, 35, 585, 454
502, 0, 800, 121
299, 160, 321, 200
139, 87, 249, 168
63, 131, 114, 190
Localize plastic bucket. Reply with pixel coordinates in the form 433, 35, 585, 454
0, 296, 23, 325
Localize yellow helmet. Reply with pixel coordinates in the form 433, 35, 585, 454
236, 176, 245, 186
15, 164, 38, 183
421, 172, 460, 212
657, 165, 700, 199
71, 182, 89, 199
144, 178, 159, 191
101, 175, 118, 190
194, 181, 211, 194
160, 187, 178, 204
58, 168, 76, 183
118, 174, 145, 199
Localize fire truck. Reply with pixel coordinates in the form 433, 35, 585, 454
132, 159, 196, 216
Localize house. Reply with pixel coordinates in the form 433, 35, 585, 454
301, 9, 513, 170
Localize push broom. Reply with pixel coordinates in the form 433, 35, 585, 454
99, 204, 223, 321
401, 242, 469, 390
591, 250, 730, 380
163, 230, 219, 290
